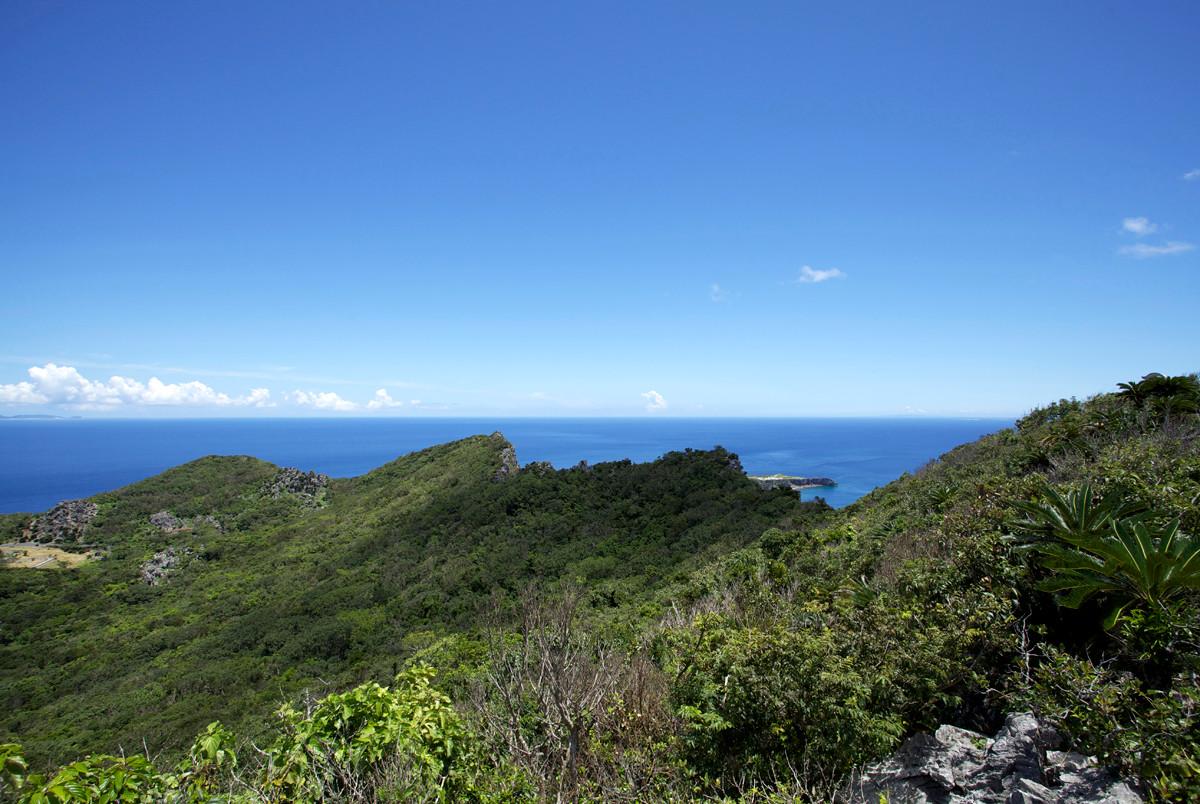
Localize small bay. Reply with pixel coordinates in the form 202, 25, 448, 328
0, 417, 1012, 514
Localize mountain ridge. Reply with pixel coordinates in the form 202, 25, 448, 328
0, 433, 815, 768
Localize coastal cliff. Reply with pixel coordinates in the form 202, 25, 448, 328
750, 474, 837, 491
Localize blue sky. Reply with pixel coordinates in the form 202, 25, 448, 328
2, 1, 1197, 417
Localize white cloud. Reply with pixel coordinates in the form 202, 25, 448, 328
0, 364, 271, 408
366, 389, 402, 410
641, 390, 668, 412
1121, 217, 1158, 236
29, 363, 121, 406
0, 380, 46, 404
792, 265, 846, 284
710, 283, 729, 302
1118, 241, 1197, 258
1183, 169, 1200, 181
287, 390, 358, 411
139, 378, 239, 406
246, 388, 274, 407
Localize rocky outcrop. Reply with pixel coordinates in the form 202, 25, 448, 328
726, 454, 744, 473
31, 499, 98, 543
493, 446, 520, 482
841, 712, 1143, 804
150, 510, 183, 530
524, 461, 555, 477
140, 546, 196, 586
750, 475, 837, 491
264, 467, 329, 501
150, 511, 221, 531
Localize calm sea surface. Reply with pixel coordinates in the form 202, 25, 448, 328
0, 417, 1012, 514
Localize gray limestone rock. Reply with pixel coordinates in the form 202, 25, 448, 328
31, 499, 99, 543
524, 461, 555, 477
150, 510, 183, 531
141, 547, 179, 585
264, 467, 329, 501
841, 713, 1143, 804
149, 511, 221, 532
492, 446, 520, 482
140, 545, 199, 585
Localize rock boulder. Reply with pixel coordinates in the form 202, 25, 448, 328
841, 712, 1143, 804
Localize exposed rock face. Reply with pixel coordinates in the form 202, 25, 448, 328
150, 511, 221, 531
31, 499, 98, 543
493, 446, 520, 482
150, 510, 183, 530
572, 460, 593, 473
751, 476, 837, 491
140, 546, 195, 586
264, 467, 329, 500
726, 454, 744, 473
525, 461, 555, 477
841, 712, 1143, 804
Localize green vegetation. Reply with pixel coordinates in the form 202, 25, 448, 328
2, 374, 1199, 802
0, 434, 812, 773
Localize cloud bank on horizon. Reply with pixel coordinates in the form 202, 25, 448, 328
0, 364, 686, 416
0, 363, 397, 413
0, 364, 272, 410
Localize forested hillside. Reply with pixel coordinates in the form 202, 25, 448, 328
2, 374, 1199, 803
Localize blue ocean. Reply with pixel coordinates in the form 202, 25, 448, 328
0, 417, 1013, 515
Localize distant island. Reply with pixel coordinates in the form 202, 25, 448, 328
749, 474, 837, 491
0, 414, 82, 420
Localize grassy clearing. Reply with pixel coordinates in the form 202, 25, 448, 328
1, 543, 93, 568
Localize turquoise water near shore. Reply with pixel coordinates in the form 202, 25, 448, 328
0, 417, 1012, 514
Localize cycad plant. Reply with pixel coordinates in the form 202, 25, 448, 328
1006, 482, 1147, 551
1006, 481, 1200, 628
1117, 373, 1200, 418
1035, 517, 1200, 629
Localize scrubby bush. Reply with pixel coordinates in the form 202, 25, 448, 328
257, 667, 478, 803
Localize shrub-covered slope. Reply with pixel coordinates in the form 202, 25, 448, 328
649, 375, 1200, 801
